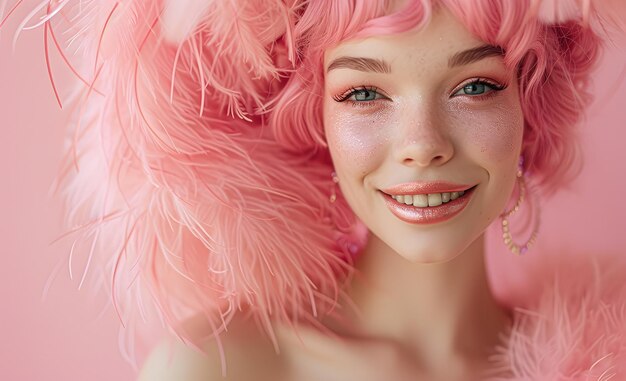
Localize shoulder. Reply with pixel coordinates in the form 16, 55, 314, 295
138, 337, 222, 381
138, 314, 287, 381
492, 254, 626, 379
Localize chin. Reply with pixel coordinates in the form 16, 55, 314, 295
395, 246, 464, 264
383, 232, 483, 264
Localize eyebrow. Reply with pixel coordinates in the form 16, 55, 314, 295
448, 44, 505, 68
326, 57, 391, 74
326, 44, 504, 74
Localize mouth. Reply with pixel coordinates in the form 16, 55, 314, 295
380, 185, 477, 224
388, 188, 471, 207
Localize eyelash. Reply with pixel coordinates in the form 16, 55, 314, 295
332, 79, 508, 107
332, 86, 385, 104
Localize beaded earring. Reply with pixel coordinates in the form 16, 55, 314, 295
500, 158, 540, 255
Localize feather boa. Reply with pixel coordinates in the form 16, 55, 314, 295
5, 0, 368, 362
487, 255, 626, 380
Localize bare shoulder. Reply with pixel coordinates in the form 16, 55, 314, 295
137, 336, 223, 381
138, 315, 287, 381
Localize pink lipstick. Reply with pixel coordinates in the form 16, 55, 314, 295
380, 183, 476, 224
381, 181, 473, 195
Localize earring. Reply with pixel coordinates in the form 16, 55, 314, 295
500, 160, 540, 255
329, 172, 339, 203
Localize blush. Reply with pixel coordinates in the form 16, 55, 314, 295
324, 104, 393, 175
447, 98, 524, 163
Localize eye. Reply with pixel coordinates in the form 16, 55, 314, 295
333, 86, 388, 103
452, 79, 506, 97
352, 88, 382, 101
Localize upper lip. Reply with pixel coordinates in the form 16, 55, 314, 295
381, 181, 475, 195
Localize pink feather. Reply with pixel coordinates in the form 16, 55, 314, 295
12, 0, 367, 366
3, 0, 624, 372
486, 255, 626, 380
532, 0, 626, 36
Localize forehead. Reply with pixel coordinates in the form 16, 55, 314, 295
324, 8, 484, 69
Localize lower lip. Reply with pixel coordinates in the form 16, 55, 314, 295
381, 187, 475, 225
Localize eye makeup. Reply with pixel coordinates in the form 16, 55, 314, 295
450, 78, 508, 101
331, 86, 392, 109
331, 76, 508, 109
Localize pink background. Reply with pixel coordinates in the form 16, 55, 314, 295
1, 8, 625, 381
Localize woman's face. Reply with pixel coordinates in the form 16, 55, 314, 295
323, 8, 524, 263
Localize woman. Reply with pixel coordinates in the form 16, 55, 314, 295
11, 0, 626, 379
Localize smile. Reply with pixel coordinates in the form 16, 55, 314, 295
390, 191, 465, 207
381, 185, 476, 224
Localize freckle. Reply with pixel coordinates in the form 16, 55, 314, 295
328, 108, 391, 169
449, 101, 523, 160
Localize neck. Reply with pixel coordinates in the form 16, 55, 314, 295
333, 234, 510, 365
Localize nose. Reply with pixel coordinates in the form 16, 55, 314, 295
392, 109, 454, 167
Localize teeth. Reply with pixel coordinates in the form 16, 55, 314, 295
413, 194, 428, 207
428, 193, 442, 207
390, 189, 470, 208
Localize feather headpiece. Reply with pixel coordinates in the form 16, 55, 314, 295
6, 0, 368, 365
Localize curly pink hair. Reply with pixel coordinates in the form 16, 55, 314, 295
273, 0, 603, 190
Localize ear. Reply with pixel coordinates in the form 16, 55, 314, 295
160, 0, 213, 43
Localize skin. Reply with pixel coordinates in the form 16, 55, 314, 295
141, 5, 523, 381
319, 6, 522, 379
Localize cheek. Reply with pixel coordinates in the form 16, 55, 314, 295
449, 101, 524, 163
323, 103, 392, 175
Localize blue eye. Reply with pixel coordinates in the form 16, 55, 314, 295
352, 88, 379, 101
462, 82, 487, 95
453, 79, 506, 97
333, 86, 387, 103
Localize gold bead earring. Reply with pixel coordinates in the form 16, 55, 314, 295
500, 159, 540, 255
330, 172, 339, 203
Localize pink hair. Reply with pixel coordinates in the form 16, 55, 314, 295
274, 0, 603, 191
6, 0, 613, 369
